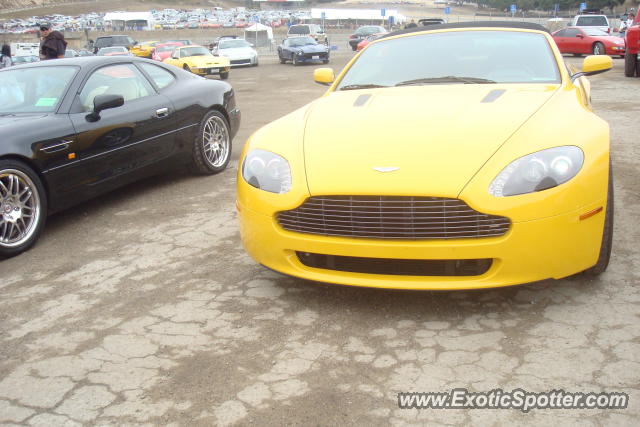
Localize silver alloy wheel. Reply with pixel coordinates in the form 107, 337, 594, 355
0, 169, 40, 248
594, 43, 604, 55
202, 115, 230, 168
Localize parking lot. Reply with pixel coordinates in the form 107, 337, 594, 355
1, 50, 639, 425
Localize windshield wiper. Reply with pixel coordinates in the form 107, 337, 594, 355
395, 76, 496, 86
339, 83, 389, 91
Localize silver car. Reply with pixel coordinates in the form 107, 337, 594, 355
214, 38, 258, 67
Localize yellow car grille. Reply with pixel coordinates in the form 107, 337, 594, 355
277, 196, 511, 240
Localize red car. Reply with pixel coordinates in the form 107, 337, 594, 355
151, 42, 184, 62
552, 27, 626, 57
356, 34, 385, 51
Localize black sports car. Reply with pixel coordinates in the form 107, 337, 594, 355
278, 36, 329, 65
348, 25, 387, 51
0, 56, 240, 257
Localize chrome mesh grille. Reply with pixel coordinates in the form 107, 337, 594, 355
277, 196, 511, 240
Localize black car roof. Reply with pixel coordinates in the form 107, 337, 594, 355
381, 21, 550, 39
8, 56, 153, 69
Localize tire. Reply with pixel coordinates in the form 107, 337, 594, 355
279, 54, 286, 64
219, 71, 229, 80
322, 59, 329, 64
183, 64, 191, 73
0, 160, 47, 258
585, 160, 614, 276
293, 55, 299, 66
252, 58, 258, 67
190, 110, 231, 175
572, 53, 583, 57
592, 42, 605, 55
624, 53, 638, 77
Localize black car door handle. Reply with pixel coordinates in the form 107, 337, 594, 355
155, 108, 170, 118
40, 139, 72, 153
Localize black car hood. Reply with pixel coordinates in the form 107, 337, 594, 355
0, 114, 50, 128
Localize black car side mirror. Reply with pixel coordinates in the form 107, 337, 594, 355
86, 94, 124, 122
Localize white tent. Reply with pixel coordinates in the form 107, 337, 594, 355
103, 12, 154, 31
244, 23, 273, 47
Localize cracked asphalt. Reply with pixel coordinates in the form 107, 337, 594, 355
1, 51, 639, 426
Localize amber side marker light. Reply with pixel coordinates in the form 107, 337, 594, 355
68, 153, 76, 160
235, 200, 241, 212
579, 207, 603, 221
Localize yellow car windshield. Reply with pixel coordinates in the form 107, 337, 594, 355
180, 47, 212, 57
337, 30, 561, 89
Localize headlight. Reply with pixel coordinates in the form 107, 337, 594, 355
488, 146, 584, 197
242, 149, 292, 194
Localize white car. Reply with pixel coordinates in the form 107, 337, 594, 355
214, 38, 258, 67
570, 14, 611, 33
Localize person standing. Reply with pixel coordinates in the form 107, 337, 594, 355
0, 44, 12, 68
39, 22, 67, 60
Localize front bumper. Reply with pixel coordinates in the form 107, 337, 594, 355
294, 52, 329, 63
237, 197, 606, 290
192, 66, 230, 76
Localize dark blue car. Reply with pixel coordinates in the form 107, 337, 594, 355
278, 36, 330, 66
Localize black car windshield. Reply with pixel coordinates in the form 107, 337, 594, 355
219, 39, 251, 49
356, 26, 386, 36
0, 66, 77, 114
336, 30, 561, 89
289, 25, 310, 35
180, 46, 212, 57
288, 36, 317, 47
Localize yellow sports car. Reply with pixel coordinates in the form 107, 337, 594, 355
237, 22, 613, 290
130, 41, 158, 58
163, 45, 231, 79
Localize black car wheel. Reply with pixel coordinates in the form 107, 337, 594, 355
323, 59, 329, 64
624, 53, 638, 77
279, 54, 286, 64
183, 64, 192, 73
220, 71, 229, 80
0, 160, 47, 258
191, 110, 231, 175
293, 55, 300, 66
592, 42, 605, 55
585, 160, 614, 276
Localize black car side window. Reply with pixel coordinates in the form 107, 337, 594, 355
78, 64, 155, 112
139, 63, 176, 90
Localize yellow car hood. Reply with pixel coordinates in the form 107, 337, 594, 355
186, 55, 229, 67
303, 84, 558, 197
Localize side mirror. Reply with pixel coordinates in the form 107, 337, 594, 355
313, 68, 335, 86
571, 55, 612, 82
86, 94, 124, 122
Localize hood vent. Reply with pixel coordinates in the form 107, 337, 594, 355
481, 89, 506, 103
353, 94, 372, 107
